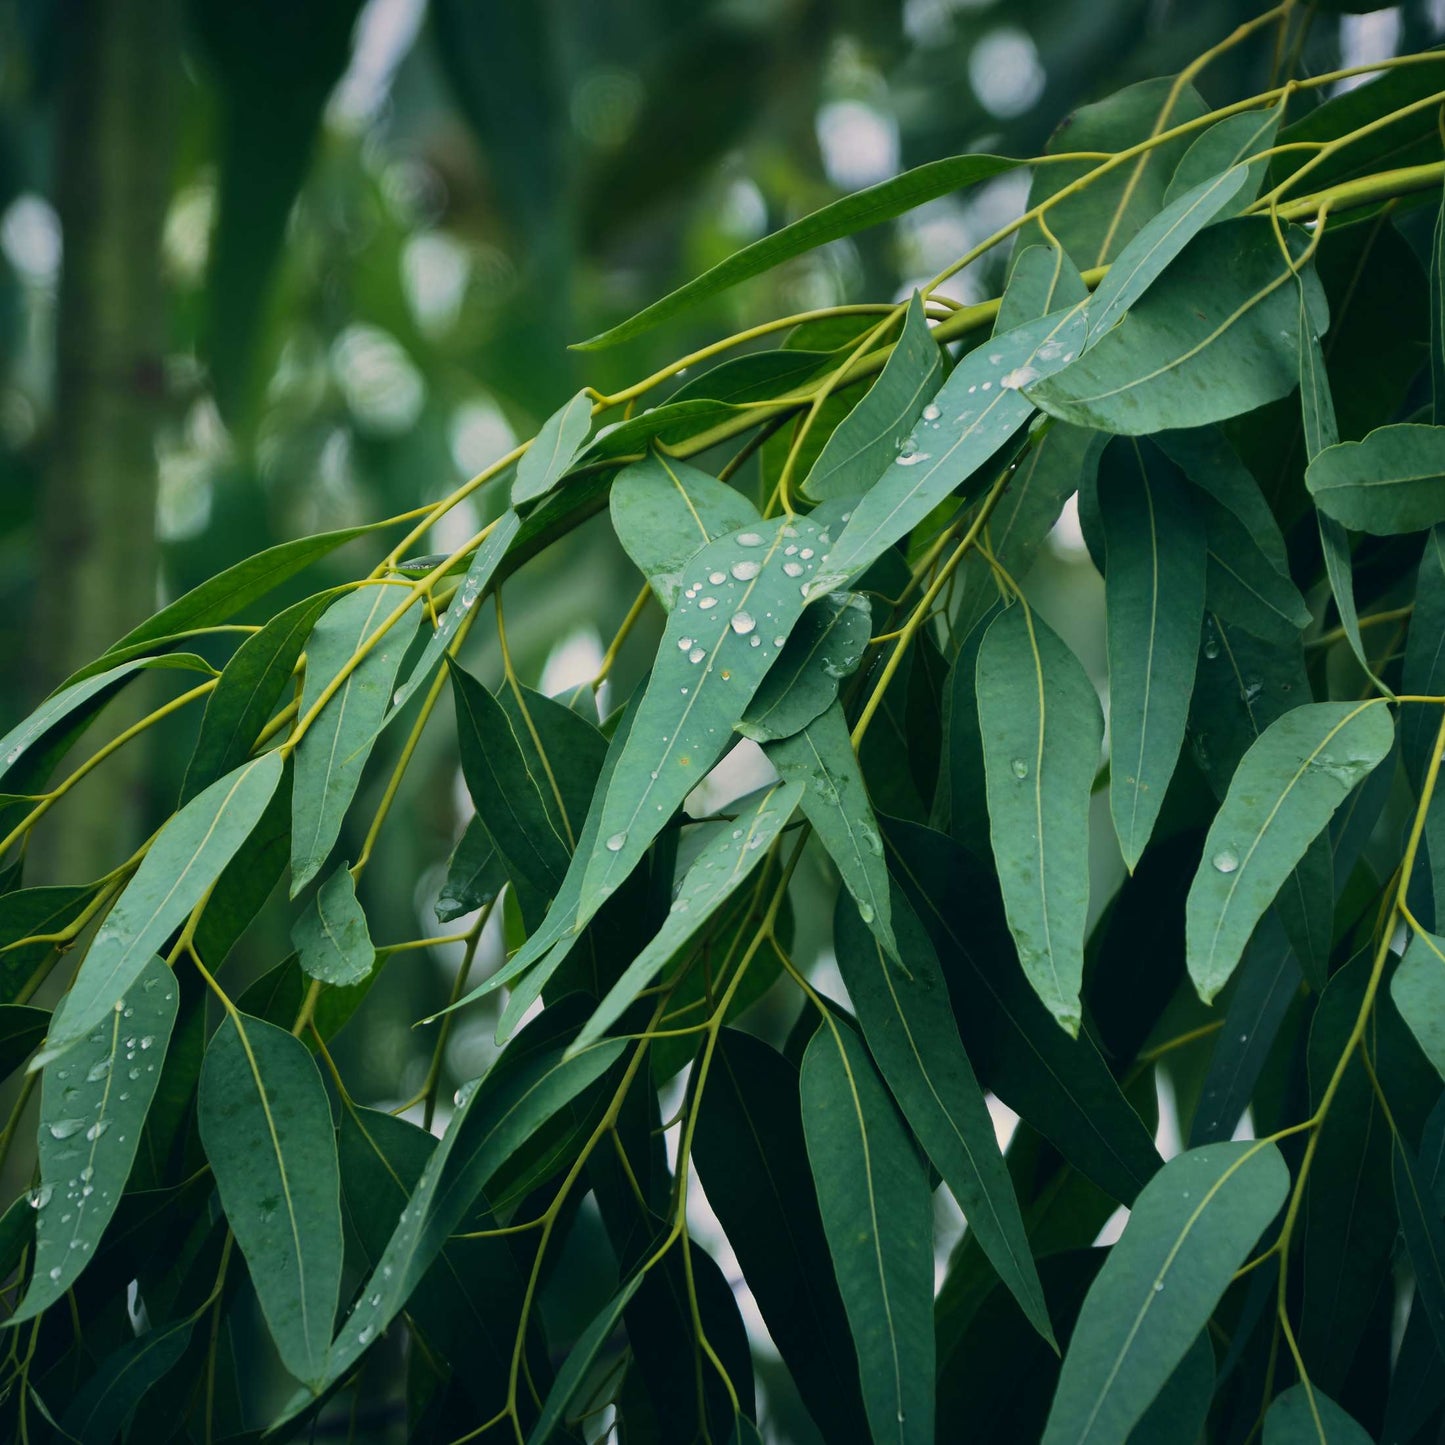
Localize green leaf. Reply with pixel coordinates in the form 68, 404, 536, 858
1126, 1331, 1215, 1445
1394, 1133, 1445, 1360
1196, 489, 1311, 643
60, 1315, 194, 1445
998, 245, 1090, 332
577, 512, 837, 920
1403, 528, 1445, 788
610, 453, 761, 609
692, 1030, 867, 1441
1186, 701, 1394, 1002
1306, 423, 1445, 534
768, 702, 895, 957
290, 586, 420, 895
1391, 927, 1445, 1080
578, 154, 1020, 348
801, 293, 943, 503
1086, 164, 1252, 341
180, 590, 339, 804
10, 954, 177, 1322
197, 1010, 342, 1388
1434, 179, 1445, 424
0, 654, 216, 792
976, 605, 1103, 1034
800, 1021, 935, 1445
527, 1275, 643, 1445
1031, 219, 1329, 435
434, 816, 504, 924
1021, 76, 1209, 268
809, 304, 1090, 598
1099, 438, 1205, 870
737, 592, 870, 743
1263, 1384, 1373, 1444
291, 865, 375, 987
512, 390, 592, 505
291, 1035, 627, 1414
84, 520, 394, 681
1164, 101, 1284, 209
834, 889, 1051, 1346
0, 1005, 47, 1079
36, 752, 284, 1066
569, 779, 801, 1055
450, 661, 569, 928
388, 510, 521, 717
1041, 1141, 1289, 1445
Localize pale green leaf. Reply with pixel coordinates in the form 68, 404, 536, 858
1263, 1384, 1373, 1444
292, 865, 375, 988
579, 154, 1020, 348
1126, 1332, 1215, 1445
1187, 702, 1394, 1002
1164, 101, 1284, 209
834, 889, 1051, 1347
977, 605, 1103, 1034
198, 1011, 342, 1387
291, 586, 421, 895
801, 1022, 935, 1445
801, 293, 942, 503
1306, 423, 1445, 534
768, 702, 895, 958
1403, 527, 1445, 788
809, 303, 1089, 597
569, 779, 801, 1056
435, 816, 504, 924
512, 390, 592, 505
36, 752, 284, 1066
1099, 438, 1206, 870
737, 592, 870, 743
610, 452, 760, 609
1042, 1141, 1289, 1445
11, 954, 177, 1322
997, 244, 1090, 332
1392, 927, 1445, 1081
1031, 219, 1329, 435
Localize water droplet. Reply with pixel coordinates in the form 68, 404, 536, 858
48, 1266, 62, 1282
1203, 637, 1220, 660
689, 647, 706, 663
773, 636, 786, 649
29, 1185, 52, 1210
698, 597, 718, 610
48, 1119, 85, 1140
606, 832, 628, 853
85, 1060, 110, 1083
800, 548, 814, 559
677, 637, 693, 650
709, 570, 726, 585
922, 402, 941, 421
858, 900, 875, 923
731, 560, 760, 581
1212, 848, 1239, 874
1000, 364, 1039, 391
79, 1166, 93, 1182
730, 612, 756, 635
737, 532, 764, 547
783, 561, 804, 577
370, 1292, 383, 1307
1153, 1281, 1164, 1294
138, 1036, 154, 1050
1011, 758, 1029, 779
358, 1325, 375, 1345
896, 446, 931, 467
85, 1120, 109, 1142
784, 544, 798, 556
750, 636, 760, 647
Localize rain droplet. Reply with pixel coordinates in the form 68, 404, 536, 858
48, 1119, 85, 1140
1203, 637, 1220, 660
730, 612, 756, 635
922, 402, 941, 421
750, 636, 760, 647
1212, 848, 1239, 874
677, 637, 693, 650
730, 560, 760, 581
709, 570, 726, 585
1011, 758, 1029, 779
85, 1060, 110, 1083
1000, 364, 1039, 390
48, 1266, 62, 1282
783, 561, 804, 577
138, 1036, 154, 1050
799, 548, 814, 559
606, 832, 628, 852
85, 1120, 109, 1142
698, 597, 718, 610
1153, 1281, 1164, 1293
29, 1185, 52, 1210
737, 532, 764, 547
689, 647, 706, 663
773, 636, 786, 649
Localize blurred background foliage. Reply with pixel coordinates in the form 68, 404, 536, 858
0, 2, 1442, 1434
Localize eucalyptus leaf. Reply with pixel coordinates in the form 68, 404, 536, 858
513, 390, 592, 505
1262, 1384, 1373, 1444
1163, 100, 1284, 209
1403, 528, 1445, 789
1391, 927, 1445, 1080
977, 605, 1104, 1034
1041, 1141, 1289, 1445
291, 864, 375, 987
1394, 1134, 1445, 1359
997, 244, 1090, 332
61, 1316, 194, 1445
1306, 423, 1445, 534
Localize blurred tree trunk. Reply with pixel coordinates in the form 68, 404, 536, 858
36, 0, 179, 882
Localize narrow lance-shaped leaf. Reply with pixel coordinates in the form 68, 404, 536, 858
768, 701, 896, 958
181, 589, 340, 803
568, 779, 802, 1056
610, 452, 761, 609
997, 243, 1089, 332
1393, 1133, 1445, 1359
578, 511, 838, 920
1163, 100, 1284, 209
435, 816, 504, 924
291, 586, 421, 896
35, 751, 284, 1066
834, 890, 1052, 1346
1306, 423, 1445, 535
1434, 176, 1445, 424
60, 1316, 195, 1445
387, 509, 520, 717
1030, 219, 1329, 435
512, 390, 592, 505
1392, 927, 1445, 1082
1263, 1384, 1373, 1445
291, 864, 375, 988
976, 605, 1103, 1034
578, 154, 1020, 348
197, 1011, 343, 1389
11, 954, 177, 1322
802, 292, 942, 503
1403, 528, 1445, 789
1099, 437, 1205, 870
808, 302, 1089, 598
801, 1022, 935, 1445
1187, 701, 1394, 1002
1041, 1141, 1289, 1445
